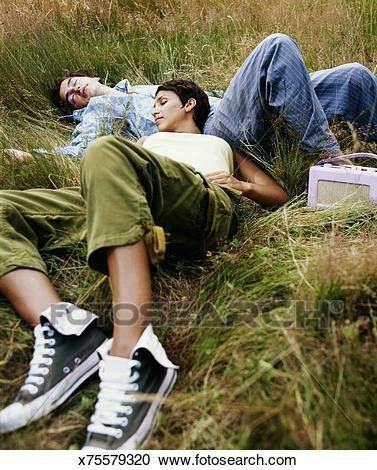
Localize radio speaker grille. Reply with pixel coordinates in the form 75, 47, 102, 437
317, 180, 370, 205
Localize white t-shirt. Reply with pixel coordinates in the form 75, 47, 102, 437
143, 132, 233, 175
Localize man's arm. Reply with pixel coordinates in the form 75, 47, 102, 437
205, 149, 288, 208
53, 103, 105, 158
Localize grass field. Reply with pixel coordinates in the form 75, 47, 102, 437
0, 0, 376, 449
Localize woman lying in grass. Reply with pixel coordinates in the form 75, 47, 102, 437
0, 79, 287, 450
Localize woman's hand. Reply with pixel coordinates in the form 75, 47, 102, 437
204, 171, 248, 193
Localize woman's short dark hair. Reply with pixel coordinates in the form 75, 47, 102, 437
50, 69, 100, 114
156, 79, 210, 132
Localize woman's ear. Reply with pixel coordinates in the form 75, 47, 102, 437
184, 98, 197, 112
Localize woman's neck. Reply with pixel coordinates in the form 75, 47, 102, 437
172, 121, 201, 134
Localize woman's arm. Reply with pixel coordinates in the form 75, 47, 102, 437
205, 149, 289, 208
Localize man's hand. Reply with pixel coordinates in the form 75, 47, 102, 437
205, 171, 246, 193
2, 149, 33, 162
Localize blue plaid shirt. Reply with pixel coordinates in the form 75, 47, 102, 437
55, 80, 221, 159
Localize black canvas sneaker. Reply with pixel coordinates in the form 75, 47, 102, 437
0, 303, 108, 434
83, 324, 178, 450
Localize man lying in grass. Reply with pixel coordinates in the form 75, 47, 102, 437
0, 79, 288, 450
8, 34, 377, 163
53, 34, 377, 159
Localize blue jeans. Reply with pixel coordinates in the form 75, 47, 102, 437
204, 33, 377, 154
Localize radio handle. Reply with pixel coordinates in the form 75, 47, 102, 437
316, 153, 377, 166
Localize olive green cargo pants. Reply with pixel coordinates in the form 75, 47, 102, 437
0, 136, 235, 278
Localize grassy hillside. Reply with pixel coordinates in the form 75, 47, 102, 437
0, 0, 376, 449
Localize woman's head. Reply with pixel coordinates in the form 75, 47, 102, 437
153, 79, 210, 132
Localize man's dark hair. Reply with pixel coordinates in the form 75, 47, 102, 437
50, 69, 100, 114
156, 79, 210, 132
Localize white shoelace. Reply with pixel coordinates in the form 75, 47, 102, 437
20, 324, 56, 395
87, 358, 141, 439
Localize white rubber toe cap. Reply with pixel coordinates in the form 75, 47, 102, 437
0, 402, 29, 434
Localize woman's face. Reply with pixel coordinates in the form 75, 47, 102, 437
152, 90, 188, 132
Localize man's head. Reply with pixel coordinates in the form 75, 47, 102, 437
51, 69, 104, 113
153, 79, 210, 133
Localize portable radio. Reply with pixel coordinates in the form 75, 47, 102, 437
307, 153, 377, 209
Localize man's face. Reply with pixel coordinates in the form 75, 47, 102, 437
152, 90, 188, 132
59, 76, 101, 109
